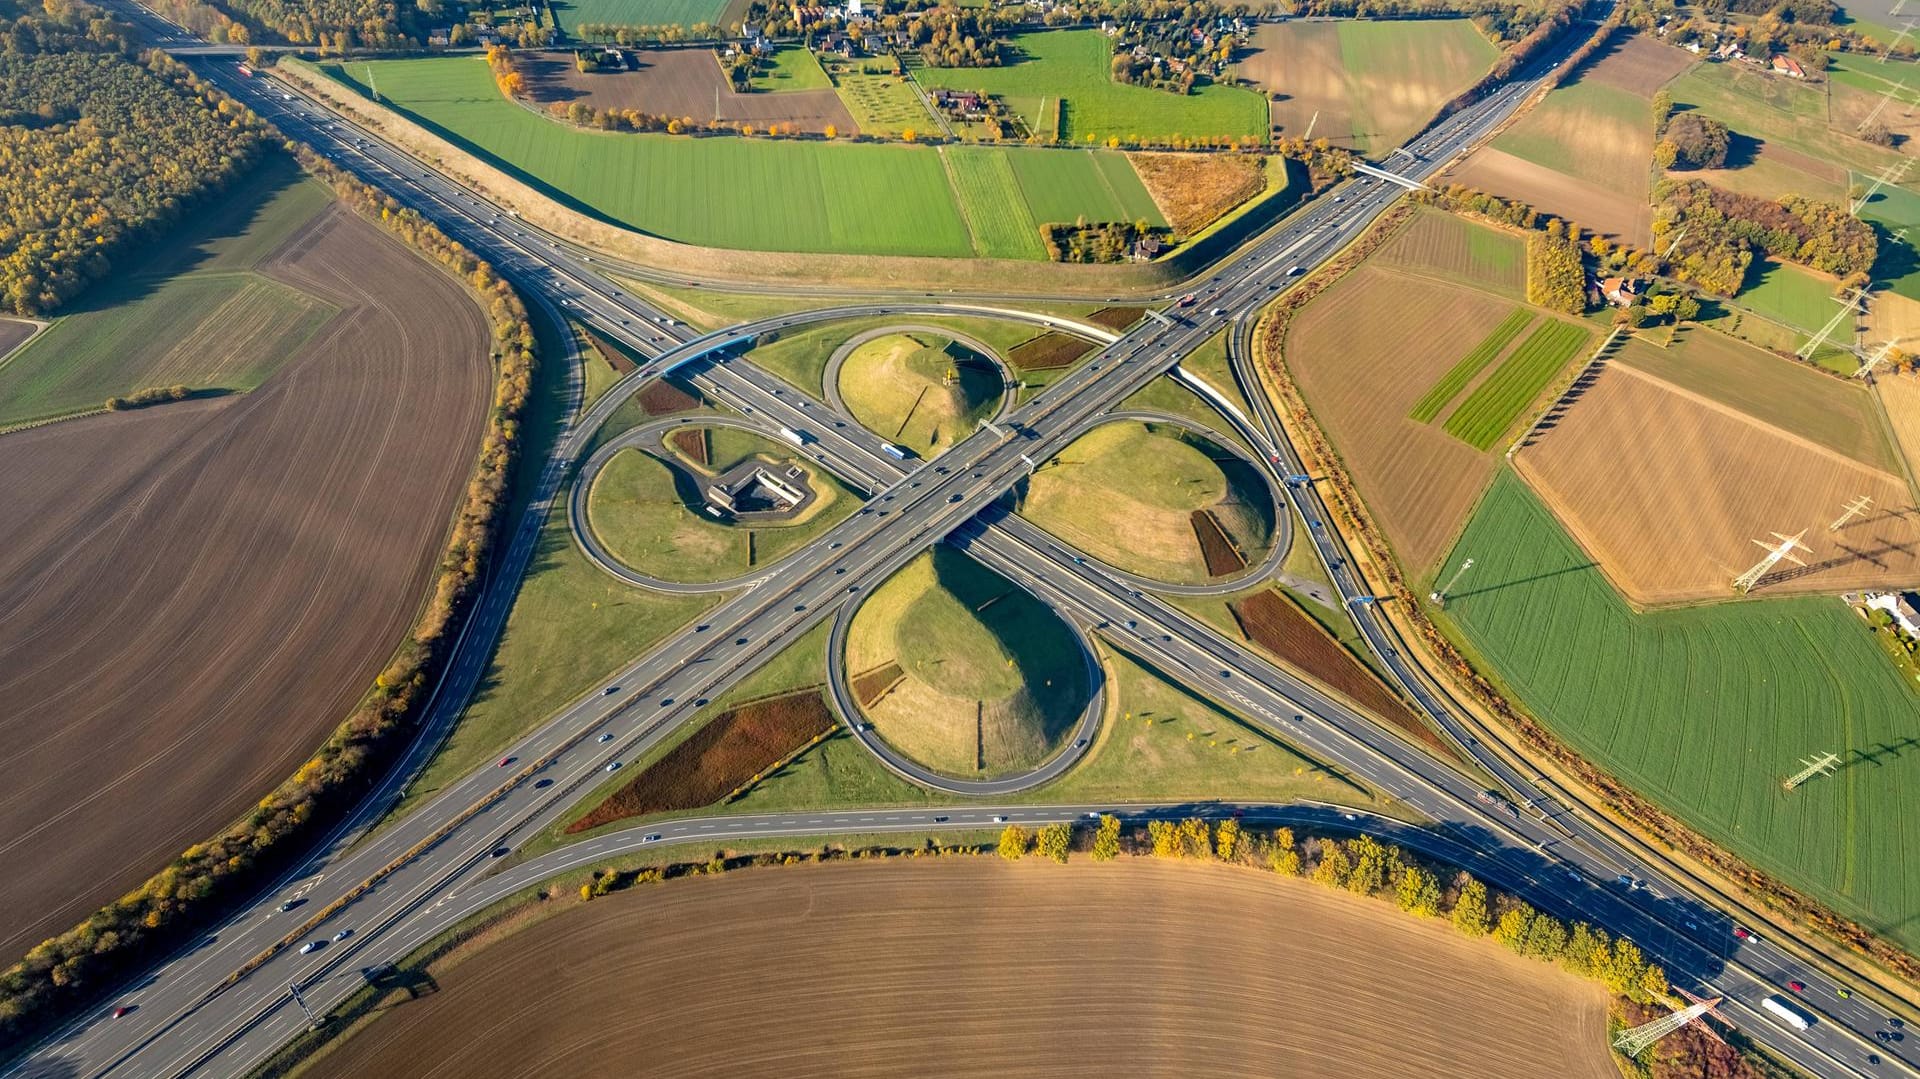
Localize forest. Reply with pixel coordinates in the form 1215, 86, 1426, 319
0, 0, 268, 315
1654, 180, 1876, 296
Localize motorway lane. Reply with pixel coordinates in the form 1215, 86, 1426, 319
20, 14, 1908, 1077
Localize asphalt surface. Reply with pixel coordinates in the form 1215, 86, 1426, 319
12, 6, 1916, 1078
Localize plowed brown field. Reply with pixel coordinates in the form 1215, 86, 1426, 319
1448, 146, 1651, 244
1581, 31, 1693, 95
310, 859, 1615, 1079
523, 50, 856, 135
1515, 363, 1920, 604
1285, 265, 1512, 571
0, 317, 34, 363
0, 206, 490, 956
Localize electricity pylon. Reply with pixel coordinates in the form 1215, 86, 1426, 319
1784, 751, 1842, 791
1857, 340, 1900, 379
1831, 495, 1874, 531
1796, 291, 1868, 363
1732, 530, 1811, 593
1613, 998, 1723, 1057
1852, 159, 1912, 215
1430, 557, 1473, 608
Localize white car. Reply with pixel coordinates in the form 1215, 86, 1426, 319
298, 940, 322, 955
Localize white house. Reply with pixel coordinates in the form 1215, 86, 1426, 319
1866, 591, 1920, 637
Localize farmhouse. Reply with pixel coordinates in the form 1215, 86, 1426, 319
705, 458, 816, 521
1594, 276, 1642, 307
1865, 591, 1920, 637
1771, 54, 1806, 78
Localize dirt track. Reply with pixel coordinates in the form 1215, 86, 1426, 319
523, 50, 856, 134
1515, 363, 1920, 603
0, 206, 490, 956
310, 859, 1615, 1079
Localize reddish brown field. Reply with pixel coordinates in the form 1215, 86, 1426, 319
567, 690, 835, 831
668, 425, 709, 464
521, 50, 856, 135
0, 206, 490, 957
310, 859, 1616, 1079
582, 325, 636, 373
1284, 265, 1511, 571
637, 376, 703, 416
1230, 590, 1451, 759
1190, 509, 1246, 576
0, 317, 34, 363
1085, 305, 1147, 332
1448, 146, 1651, 243
1515, 363, 1920, 604
1007, 332, 1095, 371
851, 661, 905, 707
1128, 153, 1264, 236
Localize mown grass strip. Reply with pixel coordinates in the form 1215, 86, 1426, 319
1407, 308, 1533, 424
1443, 319, 1589, 450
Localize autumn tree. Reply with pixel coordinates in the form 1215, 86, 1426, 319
1090, 814, 1121, 861
1267, 827, 1301, 876
1450, 877, 1490, 936
997, 824, 1029, 860
1526, 232, 1587, 315
1395, 866, 1441, 917
1035, 822, 1072, 864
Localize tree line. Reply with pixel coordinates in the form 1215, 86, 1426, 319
993, 816, 1671, 1003
0, 118, 537, 1054
1654, 179, 1876, 297
0, 0, 271, 315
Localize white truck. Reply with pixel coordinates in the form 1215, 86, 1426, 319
779, 427, 810, 447
1762, 996, 1812, 1032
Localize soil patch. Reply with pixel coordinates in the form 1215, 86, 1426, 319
0, 318, 34, 363
851, 661, 906, 708
1229, 591, 1450, 759
1008, 332, 1096, 370
1190, 509, 1247, 577
668, 425, 709, 464
582, 325, 637, 373
1514, 363, 1920, 603
0, 206, 490, 956
1579, 31, 1694, 95
567, 689, 835, 831
521, 49, 856, 135
1085, 306, 1146, 332
307, 859, 1616, 1079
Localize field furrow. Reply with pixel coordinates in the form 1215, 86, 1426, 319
1409, 308, 1533, 422
1442, 319, 1588, 449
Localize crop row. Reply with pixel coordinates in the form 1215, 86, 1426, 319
1442, 319, 1587, 450
1408, 307, 1533, 423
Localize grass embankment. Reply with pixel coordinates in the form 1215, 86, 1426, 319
846, 546, 1090, 777
319, 56, 1162, 261
1442, 471, 1920, 951
837, 331, 1001, 455
0, 159, 337, 427
388, 337, 723, 818
747, 313, 1053, 395
1022, 420, 1272, 584
585, 426, 860, 582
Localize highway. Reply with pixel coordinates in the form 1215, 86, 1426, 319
10, 4, 1914, 1077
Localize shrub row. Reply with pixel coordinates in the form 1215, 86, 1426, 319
0, 117, 538, 1054
104, 385, 193, 410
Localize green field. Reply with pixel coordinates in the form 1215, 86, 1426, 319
1441, 319, 1588, 449
944, 147, 1048, 259
1669, 60, 1907, 196
0, 161, 337, 427
1409, 308, 1533, 423
837, 331, 1002, 455
1738, 258, 1850, 340
320, 56, 1159, 259
1444, 472, 1920, 950
586, 431, 859, 582
1376, 208, 1526, 296
752, 45, 830, 91
748, 314, 1054, 396
847, 545, 1090, 777
1492, 77, 1653, 195
1853, 178, 1920, 301
549, 0, 727, 36
916, 29, 1267, 145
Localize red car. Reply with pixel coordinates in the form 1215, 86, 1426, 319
1733, 926, 1751, 940
112, 1006, 132, 1019
1788, 981, 1806, 993
498, 756, 515, 767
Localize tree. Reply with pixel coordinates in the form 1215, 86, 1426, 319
1147, 819, 1179, 858
1526, 233, 1587, 315
1450, 877, 1490, 936
823, 123, 837, 140
1663, 112, 1731, 169
1311, 840, 1351, 888
1090, 814, 1121, 861
1179, 817, 1212, 859
1344, 835, 1390, 896
1214, 819, 1240, 862
1035, 822, 1072, 864
1650, 88, 1673, 128
1268, 827, 1301, 876
1395, 866, 1441, 917
1492, 904, 1535, 953
997, 824, 1029, 860
901, 126, 916, 142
